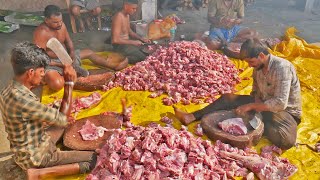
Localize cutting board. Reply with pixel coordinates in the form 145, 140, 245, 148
201, 110, 264, 149
74, 69, 115, 92
63, 114, 122, 151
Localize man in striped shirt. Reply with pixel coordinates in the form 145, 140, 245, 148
175, 38, 301, 150
0, 42, 96, 179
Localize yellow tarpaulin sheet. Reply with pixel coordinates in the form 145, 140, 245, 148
42, 27, 320, 180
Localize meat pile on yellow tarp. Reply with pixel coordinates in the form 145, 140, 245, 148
42, 27, 320, 180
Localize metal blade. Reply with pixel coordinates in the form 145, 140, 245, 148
249, 115, 261, 130
46, 37, 73, 65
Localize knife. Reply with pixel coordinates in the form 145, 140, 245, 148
248, 114, 261, 130
46, 37, 73, 65
235, 110, 261, 130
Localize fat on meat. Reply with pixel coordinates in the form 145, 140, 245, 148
73, 92, 102, 113
218, 118, 248, 135
48, 92, 102, 115
104, 41, 240, 106
78, 120, 115, 141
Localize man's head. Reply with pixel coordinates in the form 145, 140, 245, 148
240, 38, 270, 70
44, 5, 63, 30
11, 42, 50, 88
123, 0, 138, 15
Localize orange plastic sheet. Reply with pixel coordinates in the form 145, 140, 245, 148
42, 27, 320, 179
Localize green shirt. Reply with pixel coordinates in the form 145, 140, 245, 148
208, 0, 245, 27
0, 80, 67, 170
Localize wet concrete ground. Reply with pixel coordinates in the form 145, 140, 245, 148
0, 0, 320, 178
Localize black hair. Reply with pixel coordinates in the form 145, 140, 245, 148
240, 38, 270, 59
11, 42, 50, 76
44, 5, 62, 18
124, 0, 139, 5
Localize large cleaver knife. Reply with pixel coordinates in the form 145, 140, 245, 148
248, 114, 261, 130
236, 110, 262, 130
46, 37, 73, 65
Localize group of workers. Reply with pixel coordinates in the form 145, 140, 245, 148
0, 0, 301, 179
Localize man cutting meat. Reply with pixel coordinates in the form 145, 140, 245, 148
111, 0, 151, 64
34, 5, 128, 91
0, 42, 96, 179
199, 0, 257, 51
175, 38, 302, 150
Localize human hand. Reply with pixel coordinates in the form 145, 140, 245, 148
132, 40, 143, 46
141, 38, 151, 44
234, 18, 242, 25
220, 17, 235, 29
235, 104, 253, 116
67, 116, 76, 125
63, 64, 77, 82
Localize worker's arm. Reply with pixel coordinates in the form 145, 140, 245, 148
236, 66, 293, 115
59, 64, 77, 117
63, 23, 75, 61
129, 29, 151, 43
111, 14, 142, 46
234, 0, 245, 25
207, 0, 220, 25
33, 27, 58, 59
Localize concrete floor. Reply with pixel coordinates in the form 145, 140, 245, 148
0, 0, 320, 173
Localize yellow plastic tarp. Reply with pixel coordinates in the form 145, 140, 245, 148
42, 27, 320, 180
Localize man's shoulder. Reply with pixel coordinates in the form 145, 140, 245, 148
34, 23, 49, 32
271, 55, 295, 72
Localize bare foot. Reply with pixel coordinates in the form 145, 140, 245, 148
173, 107, 196, 125
27, 168, 40, 180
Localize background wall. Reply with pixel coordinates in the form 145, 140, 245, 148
0, 0, 112, 12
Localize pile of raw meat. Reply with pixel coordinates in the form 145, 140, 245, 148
87, 125, 297, 180
104, 41, 240, 106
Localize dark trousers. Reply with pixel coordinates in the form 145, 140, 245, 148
40, 126, 96, 173
113, 44, 147, 64
194, 94, 299, 149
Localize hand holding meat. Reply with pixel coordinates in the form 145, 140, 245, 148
131, 40, 143, 46
234, 18, 242, 25
221, 17, 235, 29
63, 64, 77, 82
141, 38, 151, 44
235, 104, 253, 116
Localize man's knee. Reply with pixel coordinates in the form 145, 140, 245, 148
265, 112, 297, 150
45, 71, 64, 91
268, 130, 296, 150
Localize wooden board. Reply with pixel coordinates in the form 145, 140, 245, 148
74, 69, 115, 92
63, 114, 122, 151
201, 110, 264, 149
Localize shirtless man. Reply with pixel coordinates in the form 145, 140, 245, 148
34, 5, 128, 91
112, 0, 151, 64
